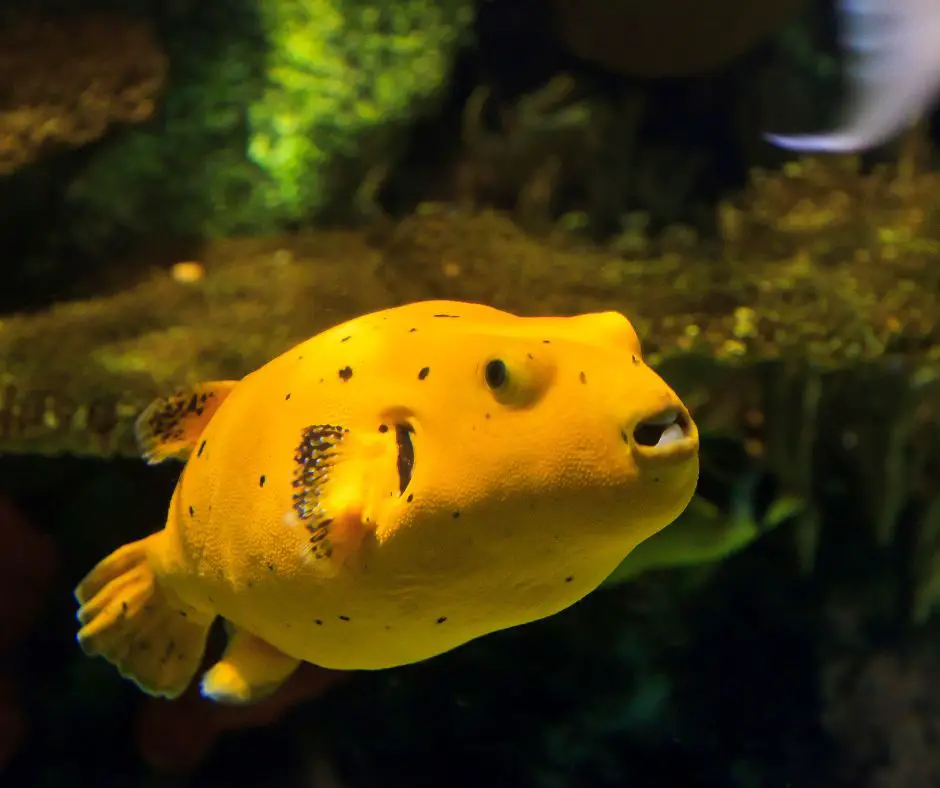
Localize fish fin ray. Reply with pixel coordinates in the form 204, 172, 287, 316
200, 627, 300, 705
135, 381, 238, 464
75, 534, 213, 699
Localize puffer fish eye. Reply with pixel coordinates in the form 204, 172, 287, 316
484, 359, 508, 390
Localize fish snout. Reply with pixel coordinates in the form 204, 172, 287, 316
624, 404, 698, 465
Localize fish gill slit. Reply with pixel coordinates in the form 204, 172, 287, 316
395, 423, 415, 495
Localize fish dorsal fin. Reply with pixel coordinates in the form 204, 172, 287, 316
135, 381, 238, 464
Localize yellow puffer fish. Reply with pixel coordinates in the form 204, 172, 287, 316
74, 300, 699, 704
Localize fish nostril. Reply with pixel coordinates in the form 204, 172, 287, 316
632, 409, 689, 448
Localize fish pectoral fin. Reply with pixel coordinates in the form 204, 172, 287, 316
135, 381, 238, 464
200, 627, 301, 705
74, 533, 213, 699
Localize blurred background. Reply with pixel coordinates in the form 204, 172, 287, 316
1, 0, 939, 786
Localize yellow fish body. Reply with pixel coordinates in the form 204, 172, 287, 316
74, 300, 699, 703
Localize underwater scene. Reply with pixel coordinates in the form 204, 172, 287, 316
2, 0, 940, 786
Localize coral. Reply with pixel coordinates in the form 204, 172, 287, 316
451, 75, 612, 232
0, 230, 393, 456
248, 0, 474, 221
65, 0, 474, 241
63, 2, 277, 241
378, 187, 940, 370
0, 13, 167, 174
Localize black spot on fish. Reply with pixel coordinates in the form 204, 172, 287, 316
339, 366, 353, 381
408, 327, 417, 332
178, 610, 188, 618
579, 371, 587, 384
631, 355, 639, 365
259, 475, 266, 487
285, 393, 291, 401
188, 505, 195, 517
565, 576, 574, 583
378, 424, 388, 433
436, 616, 447, 624
417, 366, 430, 380
338, 615, 350, 622
452, 511, 460, 519
197, 440, 206, 457
433, 314, 460, 318
485, 413, 491, 419
406, 493, 414, 503
315, 619, 323, 626
543, 340, 551, 344
266, 562, 275, 572
341, 336, 351, 342
527, 353, 534, 360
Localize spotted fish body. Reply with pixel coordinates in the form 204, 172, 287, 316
767, 0, 940, 151
74, 300, 699, 703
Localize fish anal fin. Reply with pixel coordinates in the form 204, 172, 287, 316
135, 381, 238, 464
75, 533, 214, 699
200, 627, 300, 705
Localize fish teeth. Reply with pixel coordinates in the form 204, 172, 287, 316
656, 422, 686, 447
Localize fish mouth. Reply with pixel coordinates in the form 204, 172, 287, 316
627, 407, 697, 463
395, 423, 415, 494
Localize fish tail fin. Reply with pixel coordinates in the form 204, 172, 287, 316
74, 533, 212, 699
